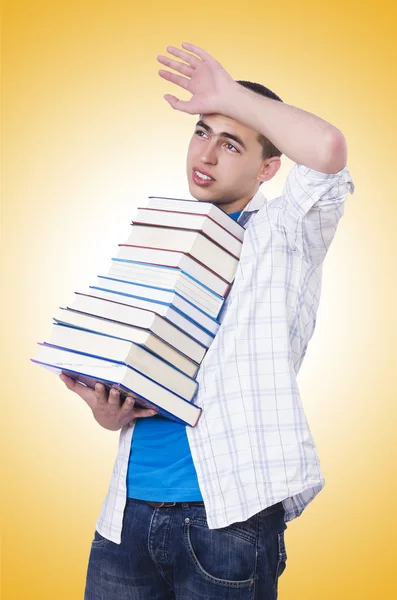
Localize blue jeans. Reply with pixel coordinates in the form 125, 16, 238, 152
85, 498, 288, 599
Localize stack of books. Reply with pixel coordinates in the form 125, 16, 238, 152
31, 197, 245, 426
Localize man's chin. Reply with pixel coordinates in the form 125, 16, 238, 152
188, 181, 219, 203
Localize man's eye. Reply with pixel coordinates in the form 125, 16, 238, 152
194, 130, 206, 137
225, 143, 238, 153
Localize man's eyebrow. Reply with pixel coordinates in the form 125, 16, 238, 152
195, 120, 247, 151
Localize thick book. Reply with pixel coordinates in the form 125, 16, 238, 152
31, 344, 201, 427
123, 225, 239, 283
80, 287, 215, 347
54, 307, 199, 378
115, 246, 230, 297
132, 208, 243, 258
145, 196, 245, 241
107, 260, 224, 318
43, 324, 198, 399
67, 293, 207, 364
90, 276, 220, 335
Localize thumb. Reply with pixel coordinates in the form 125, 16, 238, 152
164, 94, 195, 114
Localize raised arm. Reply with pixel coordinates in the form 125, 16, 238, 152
157, 42, 347, 173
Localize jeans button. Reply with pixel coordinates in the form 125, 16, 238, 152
185, 517, 190, 524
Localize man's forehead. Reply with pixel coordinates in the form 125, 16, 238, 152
198, 113, 246, 133
196, 114, 260, 148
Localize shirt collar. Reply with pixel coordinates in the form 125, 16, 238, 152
238, 188, 267, 226
244, 188, 267, 212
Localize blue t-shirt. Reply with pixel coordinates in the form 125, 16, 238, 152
126, 209, 242, 500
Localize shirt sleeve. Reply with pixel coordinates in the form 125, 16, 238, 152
271, 163, 355, 266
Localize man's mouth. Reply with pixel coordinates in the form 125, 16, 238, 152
192, 168, 216, 186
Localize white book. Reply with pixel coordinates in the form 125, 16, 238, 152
133, 208, 243, 258
53, 307, 199, 377
91, 276, 220, 335
44, 324, 198, 400
81, 287, 215, 347
123, 225, 238, 283
108, 260, 224, 318
68, 293, 207, 364
145, 196, 245, 241
115, 246, 230, 297
54, 307, 199, 377
31, 345, 201, 427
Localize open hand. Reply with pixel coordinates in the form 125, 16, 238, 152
157, 42, 237, 115
59, 374, 157, 431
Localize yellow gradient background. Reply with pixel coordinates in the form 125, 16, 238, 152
2, 1, 396, 598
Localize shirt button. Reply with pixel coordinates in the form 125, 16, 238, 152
185, 517, 190, 524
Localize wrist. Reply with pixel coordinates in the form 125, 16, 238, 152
217, 81, 247, 119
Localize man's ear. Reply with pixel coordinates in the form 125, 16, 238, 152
257, 157, 281, 184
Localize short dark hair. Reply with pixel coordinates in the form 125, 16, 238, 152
236, 80, 283, 159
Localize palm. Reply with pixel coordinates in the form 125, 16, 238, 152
157, 43, 236, 115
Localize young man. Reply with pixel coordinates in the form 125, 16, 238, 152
61, 43, 354, 599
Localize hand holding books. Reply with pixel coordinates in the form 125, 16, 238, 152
59, 375, 157, 431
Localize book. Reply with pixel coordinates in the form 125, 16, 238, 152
33, 197, 246, 426
107, 260, 224, 318
31, 344, 201, 427
132, 208, 243, 258
43, 324, 198, 399
80, 288, 215, 347
54, 307, 199, 378
115, 246, 230, 297
123, 225, 239, 283
145, 196, 245, 241
90, 276, 220, 335
67, 293, 207, 364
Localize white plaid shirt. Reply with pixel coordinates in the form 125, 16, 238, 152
96, 163, 355, 543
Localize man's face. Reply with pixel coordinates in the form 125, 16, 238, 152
186, 114, 269, 213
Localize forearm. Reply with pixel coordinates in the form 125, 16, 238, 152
222, 83, 347, 173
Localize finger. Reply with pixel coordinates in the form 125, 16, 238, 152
165, 45, 202, 68
94, 382, 109, 405
59, 373, 95, 407
59, 374, 93, 401
131, 407, 158, 419
181, 42, 211, 61
59, 373, 78, 390
121, 394, 136, 413
158, 69, 190, 90
119, 404, 157, 428
120, 395, 156, 417
164, 94, 196, 114
119, 395, 137, 424
157, 54, 193, 78
108, 387, 121, 407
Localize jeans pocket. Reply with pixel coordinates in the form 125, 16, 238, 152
91, 529, 110, 549
183, 519, 256, 589
275, 530, 288, 582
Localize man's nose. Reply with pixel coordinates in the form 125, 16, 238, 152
201, 141, 218, 164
